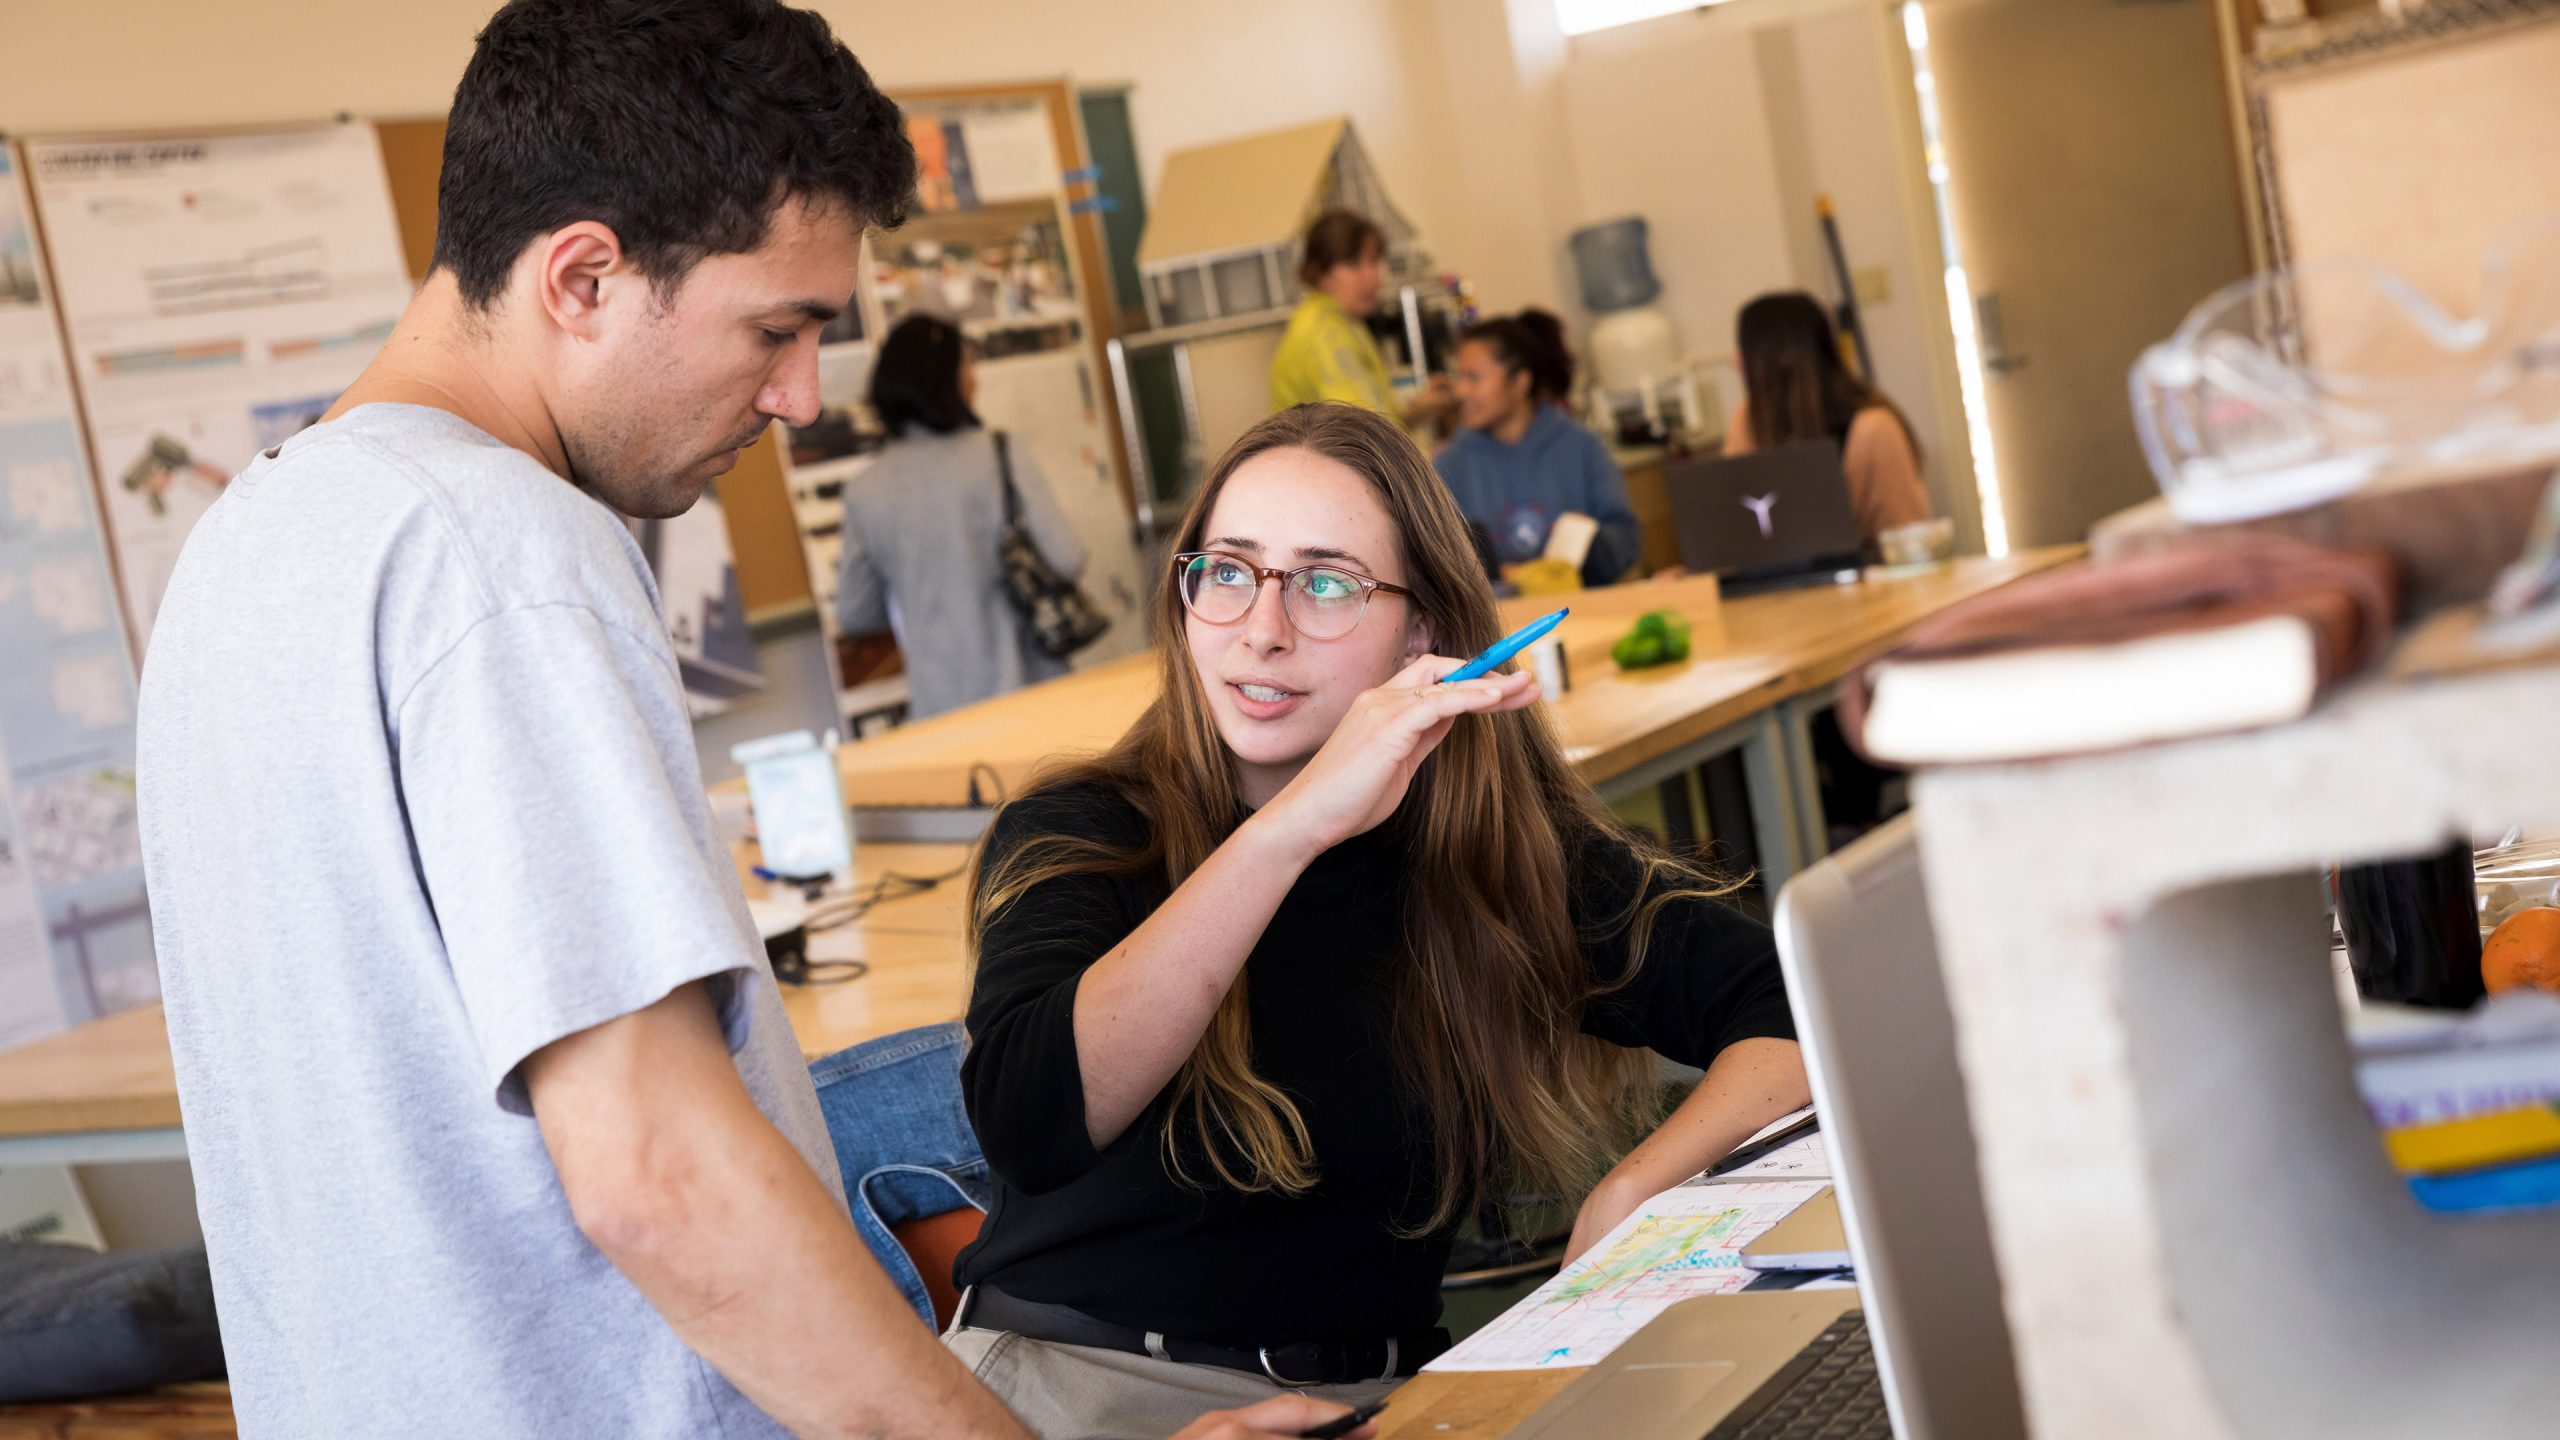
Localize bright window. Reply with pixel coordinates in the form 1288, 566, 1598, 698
1553, 0, 1736, 38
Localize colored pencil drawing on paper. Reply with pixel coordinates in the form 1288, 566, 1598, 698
1424, 1179, 1829, 1373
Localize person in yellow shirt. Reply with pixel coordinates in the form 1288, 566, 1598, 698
1269, 209, 1453, 425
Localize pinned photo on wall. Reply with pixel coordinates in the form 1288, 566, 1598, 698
908, 115, 978, 214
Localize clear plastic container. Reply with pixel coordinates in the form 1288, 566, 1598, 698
2475, 835, 2560, 938
2129, 214, 2560, 523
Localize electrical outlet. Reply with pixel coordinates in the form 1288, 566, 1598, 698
1853, 265, 1893, 306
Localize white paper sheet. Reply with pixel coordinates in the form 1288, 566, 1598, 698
1424, 1178, 1830, 1372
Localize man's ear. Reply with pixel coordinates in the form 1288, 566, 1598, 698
531, 222, 629, 339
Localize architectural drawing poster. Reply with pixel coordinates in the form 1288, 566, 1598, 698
0, 144, 153, 1047
26, 124, 414, 660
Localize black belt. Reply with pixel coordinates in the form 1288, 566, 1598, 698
958, 1284, 1448, 1387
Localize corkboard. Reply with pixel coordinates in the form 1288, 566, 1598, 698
369, 117, 815, 620
2259, 8, 2560, 317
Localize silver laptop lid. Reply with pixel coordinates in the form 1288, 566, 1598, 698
1773, 815, 2029, 1440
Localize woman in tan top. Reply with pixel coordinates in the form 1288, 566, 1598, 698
1722, 291, 1933, 547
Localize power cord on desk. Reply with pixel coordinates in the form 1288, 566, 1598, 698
791, 758, 1008, 948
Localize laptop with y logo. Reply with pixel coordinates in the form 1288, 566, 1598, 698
1666, 440, 1862, 595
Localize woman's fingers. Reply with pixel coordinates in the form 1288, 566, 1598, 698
1392, 672, 1534, 727
1386, 652, 1466, 689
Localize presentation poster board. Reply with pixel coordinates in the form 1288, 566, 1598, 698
25, 124, 415, 660
0, 145, 154, 1048
31, 119, 763, 715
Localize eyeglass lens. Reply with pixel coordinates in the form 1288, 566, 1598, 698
1178, 553, 1371, 639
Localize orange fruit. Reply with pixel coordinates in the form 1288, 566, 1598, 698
2482, 907, 2560, 994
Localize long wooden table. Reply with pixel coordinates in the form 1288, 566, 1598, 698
0, 843, 977, 1165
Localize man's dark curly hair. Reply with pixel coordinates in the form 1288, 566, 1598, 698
431, 0, 916, 309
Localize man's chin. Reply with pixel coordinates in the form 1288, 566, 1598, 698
613, 475, 711, 520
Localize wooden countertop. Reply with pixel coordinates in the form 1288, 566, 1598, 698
0, 843, 978, 1142
839, 549, 2082, 810
0, 1004, 186, 1139
1374, 1369, 1581, 1438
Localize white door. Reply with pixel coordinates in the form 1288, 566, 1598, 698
1918, 0, 2254, 548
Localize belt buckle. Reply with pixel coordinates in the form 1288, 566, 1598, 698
1258, 1347, 1323, 1389
1258, 1337, 1397, 1388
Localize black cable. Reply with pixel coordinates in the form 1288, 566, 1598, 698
789, 957, 870, 987
800, 760, 1003, 935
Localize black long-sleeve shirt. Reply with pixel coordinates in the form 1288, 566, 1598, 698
952, 781, 1796, 1346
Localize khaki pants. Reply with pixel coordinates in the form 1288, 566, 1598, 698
944, 1323, 1400, 1440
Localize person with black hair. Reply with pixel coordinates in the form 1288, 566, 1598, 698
1725, 291, 1933, 546
1268, 209, 1453, 424
836, 314, 1088, 719
1434, 309, 1640, 586
132, 3, 1351, 1438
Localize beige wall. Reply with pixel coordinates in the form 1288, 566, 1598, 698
0, 0, 1474, 293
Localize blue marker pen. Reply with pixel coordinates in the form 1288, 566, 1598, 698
1441, 607, 1568, 683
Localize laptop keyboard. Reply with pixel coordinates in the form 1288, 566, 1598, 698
1703, 1310, 1890, 1440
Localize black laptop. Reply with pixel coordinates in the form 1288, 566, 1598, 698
1666, 440, 1863, 595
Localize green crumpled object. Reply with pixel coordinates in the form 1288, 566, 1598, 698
1612, 609, 1692, 670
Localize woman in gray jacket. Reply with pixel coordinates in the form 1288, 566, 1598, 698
836, 314, 1087, 720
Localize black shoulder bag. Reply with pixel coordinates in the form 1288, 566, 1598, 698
992, 431, 1111, 659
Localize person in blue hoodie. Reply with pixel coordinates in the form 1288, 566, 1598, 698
1434, 310, 1639, 587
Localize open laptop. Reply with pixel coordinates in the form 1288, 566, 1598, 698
1506, 816, 2027, 1440
1665, 440, 1864, 595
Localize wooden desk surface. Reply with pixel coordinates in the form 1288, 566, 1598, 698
839, 550, 2082, 809
776, 916, 973, 1061
0, 844, 980, 1142
0, 1004, 185, 1139
1375, 1369, 1580, 1439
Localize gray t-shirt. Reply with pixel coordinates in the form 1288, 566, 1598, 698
137, 403, 843, 1437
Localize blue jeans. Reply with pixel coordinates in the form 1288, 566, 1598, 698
807, 1023, 991, 1327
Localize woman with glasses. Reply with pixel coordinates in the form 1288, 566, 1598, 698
944, 401, 1808, 1438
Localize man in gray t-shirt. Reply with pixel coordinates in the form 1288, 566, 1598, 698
136, 5, 1346, 1440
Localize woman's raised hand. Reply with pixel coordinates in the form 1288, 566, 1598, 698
1254, 654, 1539, 859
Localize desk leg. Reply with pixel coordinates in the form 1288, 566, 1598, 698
1777, 688, 1835, 875
1741, 714, 1803, 904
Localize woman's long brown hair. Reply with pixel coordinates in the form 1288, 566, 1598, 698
971, 402, 1735, 1231
1739, 290, 1921, 465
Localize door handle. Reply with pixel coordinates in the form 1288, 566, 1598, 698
1974, 292, 2029, 375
